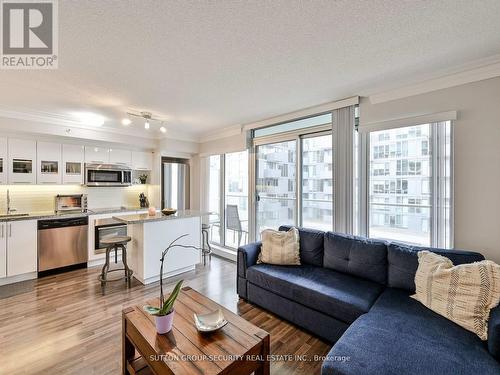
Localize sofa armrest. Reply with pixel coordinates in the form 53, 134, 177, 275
237, 241, 262, 278
488, 304, 500, 360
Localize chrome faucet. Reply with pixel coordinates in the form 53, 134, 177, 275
7, 189, 16, 214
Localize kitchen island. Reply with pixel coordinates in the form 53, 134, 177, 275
113, 210, 203, 285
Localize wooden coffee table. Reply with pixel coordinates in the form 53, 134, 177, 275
122, 286, 270, 375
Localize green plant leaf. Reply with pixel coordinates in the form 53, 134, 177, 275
143, 305, 161, 316
159, 280, 183, 315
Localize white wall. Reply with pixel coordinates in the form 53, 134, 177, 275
198, 133, 247, 156
360, 77, 500, 262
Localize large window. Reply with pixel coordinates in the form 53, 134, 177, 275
207, 151, 248, 249
367, 122, 452, 247
301, 134, 333, 231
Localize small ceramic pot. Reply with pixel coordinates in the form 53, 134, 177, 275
148, 206, 156, 216
155, 310, 175, 334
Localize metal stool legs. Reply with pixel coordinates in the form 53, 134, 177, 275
202, 227, 212, 266
98, 242, 133, 295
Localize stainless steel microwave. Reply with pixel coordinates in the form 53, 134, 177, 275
84, 163, 132, 186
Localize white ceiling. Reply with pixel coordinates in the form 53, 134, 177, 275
1, 0, 500, 141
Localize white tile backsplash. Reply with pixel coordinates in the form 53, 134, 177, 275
0, 184, 153, 213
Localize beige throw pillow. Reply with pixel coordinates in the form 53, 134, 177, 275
258, 228, 300, 265
411, 251, 500, 340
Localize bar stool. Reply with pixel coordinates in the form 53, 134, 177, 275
98, 236, 133, 294
201, 223, 212, 266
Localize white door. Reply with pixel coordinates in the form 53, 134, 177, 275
37, 141, 62, 184
109, 148, 132, 165
7, 220, 37, 276
0, 138, 8, 185
85, 146, 109, 163
62, 144, 85, 184
132, 151, 153, 170
8, 138, 37, 184
0, 223, 6, 278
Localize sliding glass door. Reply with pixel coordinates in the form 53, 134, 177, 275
254, 131, 333, 238
224, 151, 248, 248
207, 151, 249, 249
255, 140, 297, 235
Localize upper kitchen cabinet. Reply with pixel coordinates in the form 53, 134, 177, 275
85, 146, 109, 164
0, 137, 8, 185
62, 144, 85, 184
37, 141, 62, 184
109, 148, 132, 165
8, 138, 36, 184
132, 151, 153, 170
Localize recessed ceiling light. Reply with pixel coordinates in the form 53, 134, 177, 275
160, 126, 166, 133
121, 118, 131, 126
74, 112, 105, 127
144, 120, 150, 129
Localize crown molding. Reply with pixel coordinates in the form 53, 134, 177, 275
198, 96, 359, 143
368, 55, 500, 104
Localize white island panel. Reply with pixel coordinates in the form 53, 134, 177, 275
125, 215, 201, 284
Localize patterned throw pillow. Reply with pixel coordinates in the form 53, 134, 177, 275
412, 251, 500, 340
258, 228, 301, 265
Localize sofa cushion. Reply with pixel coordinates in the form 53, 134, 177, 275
279, 225, 324, 267
387, 242, 485, 292
322, 288, 500, 375
246, 264, 384, 324
323, 232, 387, 285
258, 227, 301, 265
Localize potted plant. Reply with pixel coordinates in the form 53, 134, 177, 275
144, 234, 201, 334
139, 174, 148, 184
144, 279, 183, 334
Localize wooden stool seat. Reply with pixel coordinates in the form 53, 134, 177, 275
99, 235, 133, 294
100, 236, 131, 245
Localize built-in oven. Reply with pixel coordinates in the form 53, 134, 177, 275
85, 163, 132, 187
94, 218, 128, 254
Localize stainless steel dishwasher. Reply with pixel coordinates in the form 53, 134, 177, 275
38, 216, 88, 272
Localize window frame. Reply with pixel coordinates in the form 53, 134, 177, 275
358, 121, 454, 248
250, 125, 334, 241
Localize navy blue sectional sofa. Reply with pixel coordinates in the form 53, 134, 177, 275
237, 225, 500, 374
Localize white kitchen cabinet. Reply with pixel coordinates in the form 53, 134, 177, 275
6, 220, 37, 277
62, 144, 85, 184
37, 141, 62, 184
132, 151, 153, 170
85, 146, 109, 164
0, 138, 7, 185
8, 138, 37, 184
0, 223, 6, 278
109, 148, 132, 165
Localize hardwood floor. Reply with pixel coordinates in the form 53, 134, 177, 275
0, 257, 330, 375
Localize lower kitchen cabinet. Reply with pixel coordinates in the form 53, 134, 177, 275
2, 220, 37, 277
0, 224, 5, 278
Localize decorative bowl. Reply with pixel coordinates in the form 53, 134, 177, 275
161, 208, 177, 216
193, 309, 228, 332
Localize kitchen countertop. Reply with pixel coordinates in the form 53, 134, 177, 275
112, 210, 206, 224
0, 206, 147, 222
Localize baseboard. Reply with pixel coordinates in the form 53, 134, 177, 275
210, 244, 237, 262
0, 272, 37, 286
